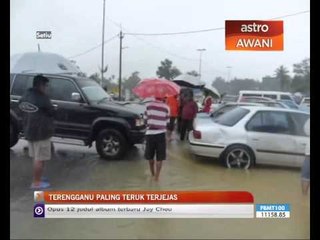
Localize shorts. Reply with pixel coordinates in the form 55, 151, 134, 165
144, 133, 166, 161
167, 117, 176, 131
301, 155, 310, 181
28, 138, 52, 161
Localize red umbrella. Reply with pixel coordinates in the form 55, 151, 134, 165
133, 78, 180, 99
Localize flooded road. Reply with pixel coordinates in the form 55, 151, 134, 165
10, 136, 309, 239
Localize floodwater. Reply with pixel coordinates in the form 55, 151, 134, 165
10, 135, 309, 239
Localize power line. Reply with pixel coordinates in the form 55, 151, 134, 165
104, 10, 309, 75
270, 10, 310, 20
68, 34, 118, 59
125, 27, 224, 36
106, 17, 198, 61
124, 10, 309, 36
132, 35, 198, 61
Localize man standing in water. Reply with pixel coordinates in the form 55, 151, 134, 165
19, 75, 55, 189
144, 97, 170, 181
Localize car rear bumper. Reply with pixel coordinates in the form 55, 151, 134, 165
188, 139, 225, 158
129, 129, 146, 144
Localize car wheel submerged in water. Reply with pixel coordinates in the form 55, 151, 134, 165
10, 122, 19, 148
95, 129, 127, 160
221, 145, 254, 169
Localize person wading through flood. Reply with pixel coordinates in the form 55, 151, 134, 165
166, 94, 179, 141
180, 91, 198, 141
144, 97, 170, 181
19, 75, 55, 189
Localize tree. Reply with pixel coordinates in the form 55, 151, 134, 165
89, 73, 100, 84
186, 70, 200, 77
291, 58, 310, 94
123, 71, 141, 91
293, 58, 310, 77
89, 73, 117, 92
156, 59, 181, 80
274, 65, 291, 91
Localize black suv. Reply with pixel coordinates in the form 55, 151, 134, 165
10, 73, 146, 159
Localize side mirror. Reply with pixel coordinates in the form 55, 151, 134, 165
71, 92, 81, 102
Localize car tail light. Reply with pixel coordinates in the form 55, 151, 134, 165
193, 130, 202, 139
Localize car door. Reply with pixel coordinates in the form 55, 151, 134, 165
10, 74, 35, 122
289, 112, 310, 167
246, 110, 299, 167
46, 76, 95, 139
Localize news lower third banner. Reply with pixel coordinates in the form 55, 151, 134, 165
33, 191, 289, 218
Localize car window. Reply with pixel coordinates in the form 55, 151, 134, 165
282, 100, 298, 109
10, 74, 15, 89
273, 103, 285, 108
289, 113, 310, 136
243, 94, 262, 97
247, 111, 294, 134
11, 74, 34, 96
263, 94, 277, 99
212, 105, 235, 118
281, 95, 292, 100
48, 78, 81, 102
246, 112, 263, 131
214, 107, 249, 126
78, 80, 112, 102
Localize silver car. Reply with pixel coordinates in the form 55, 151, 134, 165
189, 106, 309, 169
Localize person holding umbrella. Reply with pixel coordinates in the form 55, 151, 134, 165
202, 89, 213, 113
133, 78, 180, 181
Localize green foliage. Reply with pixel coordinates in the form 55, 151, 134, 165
291, 58, 310, 94
123, 71, 141, 91
274, 65, 291, 91
156, 59, 181, 80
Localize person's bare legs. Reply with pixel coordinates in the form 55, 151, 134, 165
148, 160, 155, 177
301, 180, 310, 195
154, 161, 163, 181
33, 160, 44, 186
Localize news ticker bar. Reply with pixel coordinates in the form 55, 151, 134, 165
35, 204, 254, 218
34, 191, 254, 203
33, 191, 290, 219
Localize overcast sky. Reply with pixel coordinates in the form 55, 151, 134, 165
11, 0, 310, 84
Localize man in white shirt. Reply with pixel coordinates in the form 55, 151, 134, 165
144, 97, 170, 181
301, 118, 310, 195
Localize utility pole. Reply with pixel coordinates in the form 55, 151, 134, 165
101, 0, 106, 87
197, 48, 206, 78
38, 44, 41, 52
118, 30, 124, 100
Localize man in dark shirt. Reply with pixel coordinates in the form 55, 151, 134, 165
19, 75, 55, 189
180, 97, 198, 141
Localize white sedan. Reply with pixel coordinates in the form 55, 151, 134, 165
188, 106, 309, 169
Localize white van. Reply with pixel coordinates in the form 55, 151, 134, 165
238, 91, 294, 102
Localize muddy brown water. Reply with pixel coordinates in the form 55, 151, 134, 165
10, 137, 309, 239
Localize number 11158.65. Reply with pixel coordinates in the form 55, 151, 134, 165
257, 211, 289, 218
